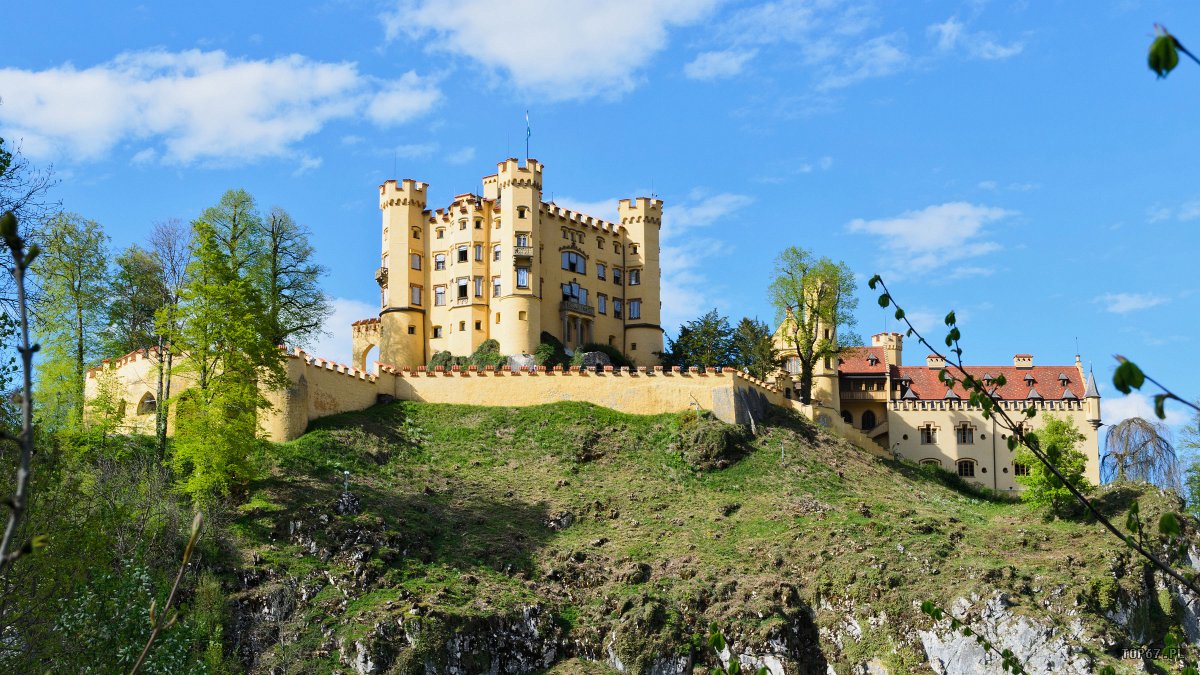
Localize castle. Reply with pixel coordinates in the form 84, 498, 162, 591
353, 158, 663, 372
83, 155, 1102, 491
773, 330, 1102, 491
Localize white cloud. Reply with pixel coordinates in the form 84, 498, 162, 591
384, 0, 720, 100
292, 155, 323, 176
846, 201, 1013, 270
308, 297, 378, 370
659, 191, 753, 331
1103, 391, 1190, 429
684, 49, 757, 80
816, 33, 909, 91
662, 191, 754, 238
1178, 200, 1200, 221
1147, 205, 1172, 223
395, 143, 439, 159
928, 17, 1024, 60
1094, 292, 1168, 314
446, 146, 476, 165
0, 50, 440, 164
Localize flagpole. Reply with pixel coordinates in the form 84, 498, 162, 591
525, 110, 530, 162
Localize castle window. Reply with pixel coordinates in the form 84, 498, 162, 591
824, 356, 832, 369
956, 459, 976, 478
434, 254, 446, 270
459, 321, 466, 331
410, 285, 422, 306
786, 357, 800, 374
861, 410, 876, 431
597, 263, 606, 280
920, 458, 941, 468
436, 228, 445, 239
613, 268, 622, 285
956, 424, 974, 445
516, 267, 530, 289
475, 244, 483, 262
516, 233, 530, 247
382, 286, 388, 306
459, 220, 467, 230
519, 311, 527, 320
613, 242, 621, 253
382, 253, 389, 269
628, 269, 641, 285
408, 326, 416, 334
841, 410, 852, 425
475, 220, 482, 229
614, 299, 623, 319
410, 253, 421, 270
562, 251, 586, 274
631, 244, 638, 255
475, 320, 482, 330
561, 282, 587, 305
597, 237, 604, 250
629, 299, 641, 320
434, 286, 446, 306
1014, 462, 1030, 477
457, 246, 468, 263
474, 276, 483, 297
518, 206, 528, 219
919, 424, 937, 445
433, 326, 443, 338
137, 392, 156, 415
495, 312, 501, 324
492, 276, 501, 297
412, 227, 421, 240
631, 343, 637, 351
457, 278, 468, 300
597, 294, 607, 314
493, 244, 501, 261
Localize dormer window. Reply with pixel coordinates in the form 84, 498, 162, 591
867, 354, 879, 366
1024, 373, 1035, 383
1057, 373, 1070, 385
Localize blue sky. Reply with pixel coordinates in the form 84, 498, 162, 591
3, 0, 1199, 435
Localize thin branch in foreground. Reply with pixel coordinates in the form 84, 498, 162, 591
128, 511, 203, 675
870, 275, 1200, 599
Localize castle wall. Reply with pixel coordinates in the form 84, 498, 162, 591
84, 348, 199, 436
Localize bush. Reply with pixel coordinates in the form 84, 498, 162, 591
534, 332, 570, 368
674, 409, 751, 471
428, 351, 466, 369
569, 342, 633, 368
467, 339, 506, 368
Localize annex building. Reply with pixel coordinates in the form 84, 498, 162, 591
352, 158, 664, 372
777, 331, 1103, 491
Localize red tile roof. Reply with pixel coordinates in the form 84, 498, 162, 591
838, 346, 888, 374
895, 365, 1084, 401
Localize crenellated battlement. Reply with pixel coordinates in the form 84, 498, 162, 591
379, 178, 428, 210
541, 202, 622, 234
618, 197, 664, 226
494, 157, 543, 190
286, 346, 378, 383
87, 347, 161, 378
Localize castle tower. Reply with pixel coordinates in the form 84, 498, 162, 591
871, 332, 903, 367
377, 179, 428, 368
617, 197, 664, 365
491, 158, 543, 356
1084, 367, 1102, 430
809, 315, 840, 406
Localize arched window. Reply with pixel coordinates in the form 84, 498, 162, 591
920, 458, 941, 468
841, 410, 852, 425
861, 410, 876, 431
411, 227, 421, 240
561, 251, 586, 274
956, 459, 976, 478
137, 392, 156, 415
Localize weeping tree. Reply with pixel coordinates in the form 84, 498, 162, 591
1102, 416, 1179, 489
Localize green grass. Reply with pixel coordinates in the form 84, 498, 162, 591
226, 400, 1180, 673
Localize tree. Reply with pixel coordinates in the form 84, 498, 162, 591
1102, 417, 1179, 489
661, 308, 734, 369
1014, 415, 1092, 516
35, 213, 109, 429
257, 207, 330, 348
150, 219, 192, 454
103, 245, 168, 358
730, 317, 778, 380
767, 247, 858, 404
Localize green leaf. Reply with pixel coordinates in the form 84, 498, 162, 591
961, 626, 973, 637
920, 600, 936, 616
894, 308, 905, 320
729, 659, 741, 675
1154, 394, 1168, 420
868, 274, 881, 290
877, 294, 890, 308
944, 311, 956, 326
1160, 512, 1181, 538
0, 211, 16, 239
1113, 360, 1145, 394
993, 374, 1006, 386
1150, 33, 1180, 78
1007, 436, 1017, 451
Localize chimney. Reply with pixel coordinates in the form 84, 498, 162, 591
1014, 354, 1033, 369
926, 354, 945, 369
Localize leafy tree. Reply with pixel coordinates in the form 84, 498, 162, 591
730, 317, 778, 380
35, 212, 109, 429
257, 206, 330, 347
102, 244, 168, 358
1014, 415, 1092, 516
661, 308, 734, 369
150, 219, 193, 454
767, 247, 857, 403
1102, 416, 1179, 489
85, 366, 127, 448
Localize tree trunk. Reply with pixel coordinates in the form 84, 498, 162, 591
799, 364, 814, 405
155, 334, 167, 459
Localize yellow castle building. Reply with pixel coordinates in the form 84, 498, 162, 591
353, 158, 664, 371
775, 329, 1103, 491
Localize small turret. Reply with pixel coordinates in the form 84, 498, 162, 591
1085, 367, 1101, 430
871, 332, 903, 367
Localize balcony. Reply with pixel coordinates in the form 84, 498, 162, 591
514, 246, 534, 258
374, 266, 387, 287
560, 300, 595, 316
841, 390, 888, 401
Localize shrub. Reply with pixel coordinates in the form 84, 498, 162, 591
467, 339, 505, 368
675, 410, 751, 471
570, 342, 633, 368
534, 332, 570, 368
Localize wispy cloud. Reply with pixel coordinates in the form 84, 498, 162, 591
928, 17, 1024, 60
309, 297, 378, 369
0, 50, 440, 164
846, 201, 1013, 270
660, 190, 754, 330
684, 49, 757, 80
384, 0, 720, 100
1094, 292, 1168, 314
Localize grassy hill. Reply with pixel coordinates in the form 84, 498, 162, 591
226, 400, 1188, 673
